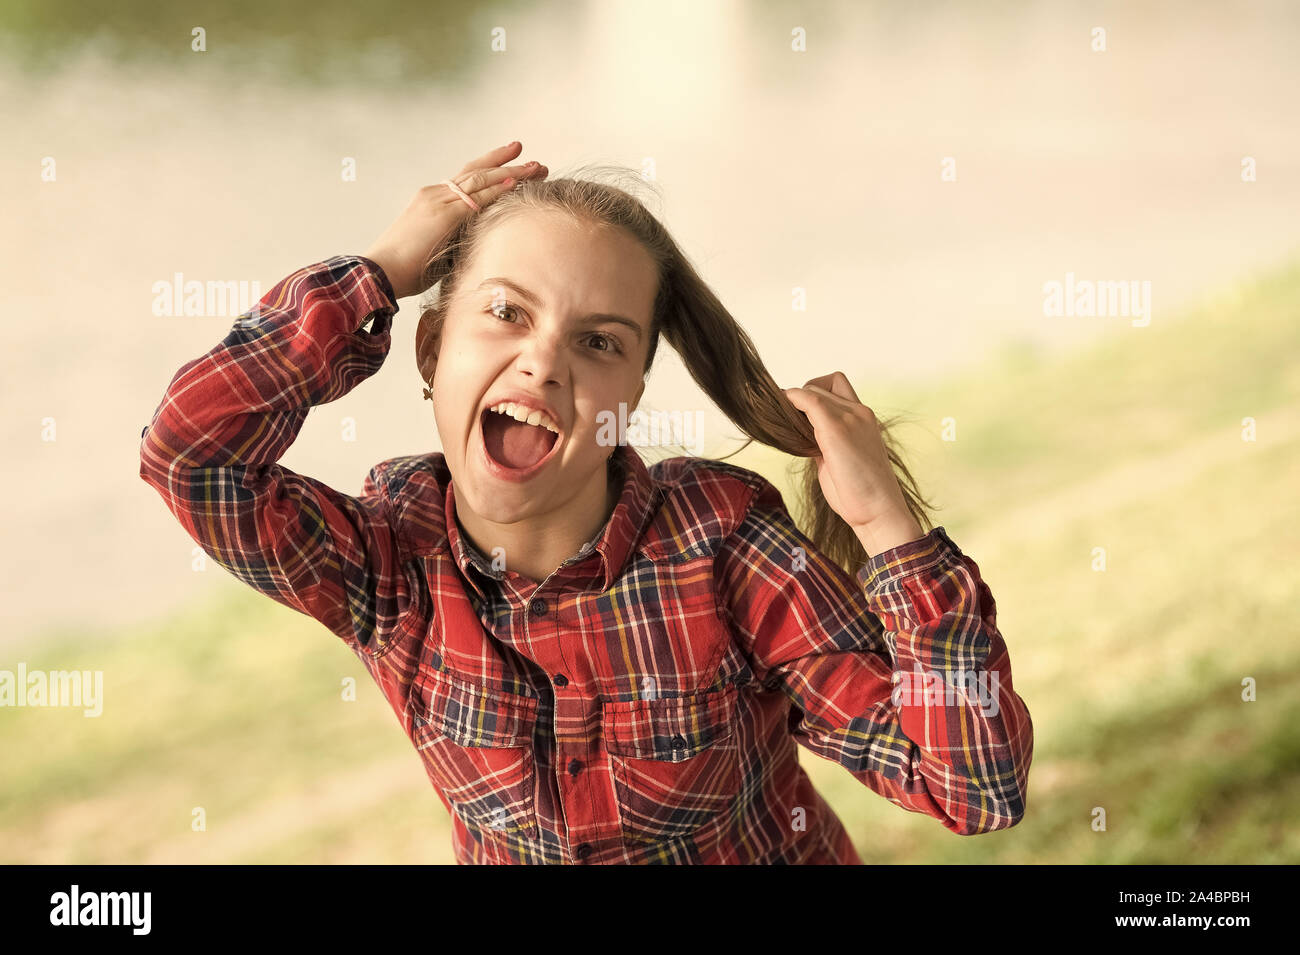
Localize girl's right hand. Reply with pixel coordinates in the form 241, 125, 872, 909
362, 142, 549, 300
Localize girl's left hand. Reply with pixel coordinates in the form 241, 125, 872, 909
783, 372, 922, 542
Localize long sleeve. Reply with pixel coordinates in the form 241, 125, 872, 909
715, 477, 1034, 835
138, 255, 411, 655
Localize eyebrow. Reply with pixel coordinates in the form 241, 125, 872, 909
474, 277, 645, 344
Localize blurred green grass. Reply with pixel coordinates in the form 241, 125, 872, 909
0, 0, 490, 89
3, 262, 1297, 863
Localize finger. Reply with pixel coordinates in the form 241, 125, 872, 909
783, 385, 833, 421
790, 387, 874, 448
784, 388, 847, 449
460, 141, 523, 174
502, 160, 548, 182
803, 373, 861, 405
802, 383, 861, 412
827, 371, 861, 403
457, 162, 548, 200
806, 385, 879, 425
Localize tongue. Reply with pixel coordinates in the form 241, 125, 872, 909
484, 412, 556, 470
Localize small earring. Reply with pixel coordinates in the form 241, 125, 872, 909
422, 383, 433, 400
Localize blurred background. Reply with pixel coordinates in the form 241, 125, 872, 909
2, 0, 1297, 863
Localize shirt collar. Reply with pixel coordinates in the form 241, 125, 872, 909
445, 444, 658, 597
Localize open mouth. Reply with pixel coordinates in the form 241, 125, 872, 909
480, 404, 562, 476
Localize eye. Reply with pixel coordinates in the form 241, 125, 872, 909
586, 333, 623, 355
485, 300, 520, 323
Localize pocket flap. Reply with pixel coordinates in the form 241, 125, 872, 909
603, 685, 738, 761
415, 671, 538, 748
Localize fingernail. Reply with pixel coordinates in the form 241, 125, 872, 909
508, 140, 520, 147
502, 177, 515, 187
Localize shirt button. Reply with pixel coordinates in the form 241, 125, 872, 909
553, 673, 568, 688
529, 598, 547, 615
575, 843, 593, 861
567, 759, 583, 776
670, 734, 687, 751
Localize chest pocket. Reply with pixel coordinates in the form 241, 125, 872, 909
602, 683, 742, 844
409, 670, 539, 839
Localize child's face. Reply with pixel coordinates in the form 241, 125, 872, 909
430, 208, 657, 526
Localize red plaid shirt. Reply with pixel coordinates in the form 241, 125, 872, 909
139, 255, 1034, 864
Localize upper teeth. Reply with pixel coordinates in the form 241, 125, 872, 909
489, 402, 560, 433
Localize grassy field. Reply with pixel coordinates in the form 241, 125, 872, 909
3, 261, 1297, 864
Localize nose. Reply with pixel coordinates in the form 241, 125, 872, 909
515, 328, 565, 385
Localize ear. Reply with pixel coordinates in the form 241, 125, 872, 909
415, 313, 443, 383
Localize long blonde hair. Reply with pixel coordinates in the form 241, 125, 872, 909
414, 165, 936, 577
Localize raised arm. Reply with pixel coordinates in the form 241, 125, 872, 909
716, 478, 1034, 835
138, 255, 409, 654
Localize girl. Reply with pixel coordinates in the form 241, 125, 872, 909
140, 141, 1033, 865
